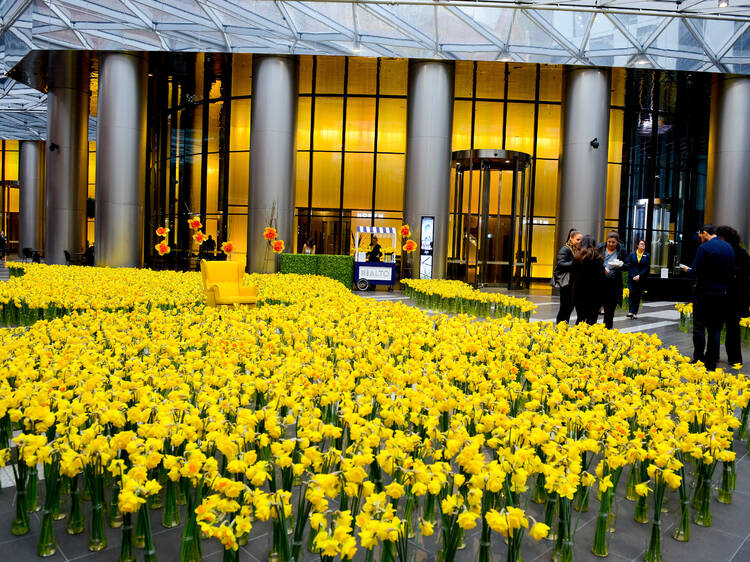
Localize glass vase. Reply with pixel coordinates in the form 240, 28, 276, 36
67, 474, 85, 535
592, 486, 611, 557
12, 462, 30, 536
179, 480, 203, 562
37, 461, 60, 557
625, 465, 637, 501
531, 473, 548, 504
162, 479, 181, 527
88, 472, 107, 551
26, 463, 40, 512
118, 512, 136, 562
644, 482, 666, 562
717, 461, 733, 504
109, 482, 123, 528
552, 497, 574, 562
544, 493, 559, 541
139, 503, 157, 562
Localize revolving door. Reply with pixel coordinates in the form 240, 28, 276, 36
448, 150, 533, 289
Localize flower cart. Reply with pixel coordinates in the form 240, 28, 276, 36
354, 226, 397, 291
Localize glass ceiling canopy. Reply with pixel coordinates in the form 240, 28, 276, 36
1, 0, 750, 139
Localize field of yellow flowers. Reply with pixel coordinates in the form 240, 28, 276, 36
0, 265, 748, 562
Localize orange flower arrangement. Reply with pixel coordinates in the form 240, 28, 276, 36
188, 217, 202, 230
221, 241, 234, 254
272, 240, 285, 254
263, 227, 278, 241
155, 226, 169, 237
193, 232, 207, 244
403, 240, 417, 253
400, 224, 411, 237
155, 241, 171, 256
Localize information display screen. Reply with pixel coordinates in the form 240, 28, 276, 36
420, 216, 434, 279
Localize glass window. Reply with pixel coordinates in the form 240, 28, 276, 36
377, 98, 406, 153
539, 65, 562, 102
348, 58, 377, 95
228, 152, 249, 206
505, 103, 536, 155
531, 223, 555, 278
454, 61, 473, 97
611, 67, 626, 106
452, 100, 472, 152
295, 152, 310, 208
534, 159, 559, 217
608, 109, 624, 163
475, 62, 504, 99
379, 59, 407, 96
296, 97, 312, 151
312, 152, 342, 208
606, 163, 621, 221
345, 98, 376, 152
316, 56, 345, 94
473, 101, 503, 148
207, 101, 223, 154
313, 98, 343, 151
507, 64, 536, 100
206, 153, 219, 215
227, 213, 247, 263
231, 54, 252, 97
299, 56, 313, 94
343, 153, 374, 209
375, 153, 405, 211
3, 150, 18, 181
230, 98, 251, 152
536, 104, 561, 159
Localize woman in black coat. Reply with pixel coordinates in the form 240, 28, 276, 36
717, 225, 750, 365
572, 235, 605, 325
598, 231, 629, 329
554, 229, 582, 323
626, 239, 650, 318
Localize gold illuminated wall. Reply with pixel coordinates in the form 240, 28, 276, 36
606, 69, 626, 238
1, 140, 20, 249
147, 54, 625, 275
294, 56, 408, 255
88, 141, 96, 244
450, 62, 563, 278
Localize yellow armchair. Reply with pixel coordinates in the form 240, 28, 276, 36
200, 260, 259, 307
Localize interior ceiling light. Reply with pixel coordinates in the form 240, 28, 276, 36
634, 54, 650, 65
498, 51, 513, 62
718, 0, 729, 7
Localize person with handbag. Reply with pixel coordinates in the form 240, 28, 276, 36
598, 231, 628, 329
553, 229, 582, 323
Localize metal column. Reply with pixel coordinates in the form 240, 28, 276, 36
95, 52, 148, 267
557, 67, 611, 249
404, 60, 454, 280
711, 76, 750, 243
45, 51, 90, 265
246, 55, 298, 273
19, 140, 46, 254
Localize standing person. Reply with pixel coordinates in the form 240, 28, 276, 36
626, 239, 650, 319
572, 235, 605, 325
367, 235, 382, 262
0, 231, 6, 261
553, 229, 582, 323
680, 225, 735, 371
302, 238, 316, 255
598, 231, 628, 329
717, 225, 750, 366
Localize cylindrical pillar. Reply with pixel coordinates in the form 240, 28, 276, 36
557, 67, 611, 249
18, 140, 46, 254
45, 50, 89, 265
710, 76, 750, 243
95, 52, 148, 268
404, 60, 454, 279
246, 55, 298, 273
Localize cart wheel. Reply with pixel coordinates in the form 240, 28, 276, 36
356, 278, 370, 291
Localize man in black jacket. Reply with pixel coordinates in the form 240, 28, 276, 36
681, 224, 735, 371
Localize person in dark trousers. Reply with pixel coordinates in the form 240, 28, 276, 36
626, 239, 650, 319
598, 231, 628, 329
572, 235, 605, 326
717, 225, 750, 366
681, 224, 735, 371
0, 231, 6, 261
553, 229, 582, 324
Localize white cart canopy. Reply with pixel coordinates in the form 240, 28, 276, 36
356, 226, 396, 235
